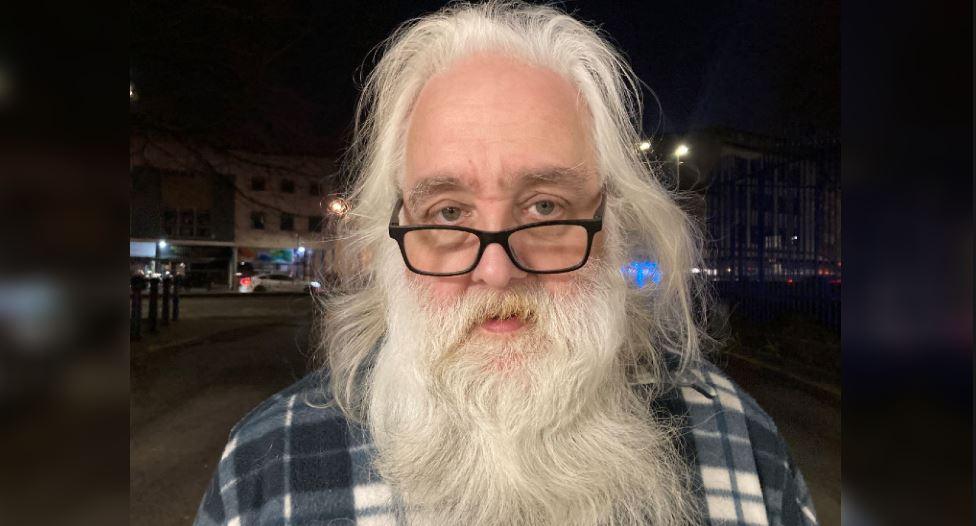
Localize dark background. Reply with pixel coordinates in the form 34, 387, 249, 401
129, 0, 839, 156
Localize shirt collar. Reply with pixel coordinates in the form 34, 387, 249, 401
630, 353, 717, 399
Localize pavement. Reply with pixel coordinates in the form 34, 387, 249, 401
130, 296, 840, 526
130, 321, 314, 525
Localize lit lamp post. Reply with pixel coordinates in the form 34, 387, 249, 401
674, 143, 689, 181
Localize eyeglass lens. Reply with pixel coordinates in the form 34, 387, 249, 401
402, 224, 588, 274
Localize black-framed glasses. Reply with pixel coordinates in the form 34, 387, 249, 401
388, 194, 605, 276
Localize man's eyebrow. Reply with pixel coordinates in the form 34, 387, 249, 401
513, 166, 590, 195
405, 176, 472, 210
404, 165, 591, 209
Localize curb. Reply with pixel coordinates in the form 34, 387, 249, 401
722, 351, 841, 404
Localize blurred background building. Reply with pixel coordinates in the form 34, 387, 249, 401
129, 133, 340, 291
646, 128, 841, 329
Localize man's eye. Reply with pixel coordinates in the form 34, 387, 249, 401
532, 200, 557, 216
438, 206, 463, 222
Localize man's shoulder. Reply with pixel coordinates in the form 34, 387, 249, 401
225, 372, 352, 466
229, 372, 335, 439
194, 372, 359, 526
660, 357, 779, 433
700, 360, 780, 433
217, 372, 357, 499
668, 359, 817, 526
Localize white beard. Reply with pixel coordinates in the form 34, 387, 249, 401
367, 255, 700, 526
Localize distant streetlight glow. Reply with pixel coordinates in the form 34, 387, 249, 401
638, 140, 651, 152
297, 246, 306, 255
158, 239, 167, 249
673, 143, 689, 180
130, 82, 137, 102
327, 197, 349, 217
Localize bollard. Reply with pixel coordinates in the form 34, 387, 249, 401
172, 276, 181, 321
148, 277, 159, 333
161, 276, 171, 326
130, 275, 144, 340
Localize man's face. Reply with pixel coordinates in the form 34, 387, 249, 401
402, 53, 603, 318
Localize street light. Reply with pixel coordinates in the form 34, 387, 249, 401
674, 143, 689, 180
327, 197, 349, 217
638, 140, 651, 152
157, 239, 167, 249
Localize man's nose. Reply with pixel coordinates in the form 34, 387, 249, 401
470, 242, 528, 289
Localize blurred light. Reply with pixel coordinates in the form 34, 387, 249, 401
638, 140, 651, 152
674, 144, 689, 157
129, 82, 137, 102
621, 260, 662, 288
327, 197, 349, 217
690, 267, 701, 274
240, 277, 252, 287
157, 240, 167, 249
310, 281, 321, 288
297, 246, 306, 255
792, 235, 799, 241
0, 279, 68, 351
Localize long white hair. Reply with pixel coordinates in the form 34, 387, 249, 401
320, 0, 710, 421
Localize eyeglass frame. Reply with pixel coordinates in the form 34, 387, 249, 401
388, 193, 606, 276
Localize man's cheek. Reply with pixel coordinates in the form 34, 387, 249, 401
407, 271, 468, 306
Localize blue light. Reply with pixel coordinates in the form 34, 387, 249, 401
621, 260, 662, 287
297, 246, 306, 256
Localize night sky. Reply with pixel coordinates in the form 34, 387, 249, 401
131, 0, 839, 156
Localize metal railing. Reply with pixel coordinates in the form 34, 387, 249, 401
704, 139, 840, 331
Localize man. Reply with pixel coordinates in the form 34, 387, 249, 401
194, 2, 817, 525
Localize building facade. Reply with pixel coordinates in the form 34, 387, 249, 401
644, 128, 840, 329
130, 134, 339, 290
701, 132, 840, 283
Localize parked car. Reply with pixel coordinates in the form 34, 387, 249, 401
238, 273, 321, 293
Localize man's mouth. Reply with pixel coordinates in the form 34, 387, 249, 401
479, 315, 528, 334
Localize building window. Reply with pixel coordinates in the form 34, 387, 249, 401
281, 179, 295, 193
309, 181, 321, 196
251, 176, 266, 191
196, 210, 211, 238
308, 215, 323, 232
179, 209, 195, 237
163, 207, 211, 238
280, 213, 294, 231
163, 208, 177, 236
251, 211, 266, 230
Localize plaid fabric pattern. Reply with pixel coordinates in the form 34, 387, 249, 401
193, 360, 818, 526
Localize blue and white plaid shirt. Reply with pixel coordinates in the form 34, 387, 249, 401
194, 359, 818, 526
